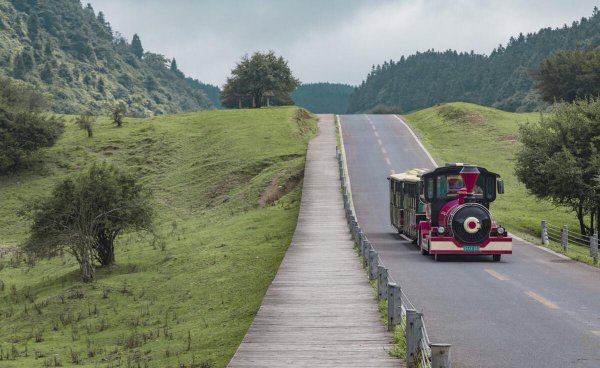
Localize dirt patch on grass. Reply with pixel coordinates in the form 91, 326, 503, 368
499, 134, 517, 142
258, 173, 302, 207
438, 105, 485, 125
0, 245, 19, 256
293, 109, 314, 136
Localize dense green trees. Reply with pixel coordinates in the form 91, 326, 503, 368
0, 78, 64, 173
516, 98, 600, 235
131, 33, 144, 59
0, 0, 214, 116
349, 8, 600, 113
534, 48, 600, 103
291, 83, 354, 114
24, 163, 154, 282
221, 51, 300, 108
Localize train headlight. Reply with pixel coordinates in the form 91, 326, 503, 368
437, 226, 445, 234
497, 226, 505, 236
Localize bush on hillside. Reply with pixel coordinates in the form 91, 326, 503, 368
0, 78, 64, 173
23, 163, 154, 282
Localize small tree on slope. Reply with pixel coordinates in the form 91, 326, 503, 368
23, 163, 154, 282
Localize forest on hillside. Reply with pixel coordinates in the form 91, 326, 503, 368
349, 7, 600, 113
291, 83, 354, 114
0, 0, 216, 116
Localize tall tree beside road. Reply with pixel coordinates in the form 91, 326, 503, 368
515, 98, 600, 235
534, 48, 600, 103
221, 51, 300, 108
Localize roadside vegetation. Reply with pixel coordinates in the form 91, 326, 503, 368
405, 102, 598, 266
0, 107, 316, 367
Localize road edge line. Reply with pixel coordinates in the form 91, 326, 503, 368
393, 114, 438, 168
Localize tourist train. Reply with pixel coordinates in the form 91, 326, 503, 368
388, 163, 512, 261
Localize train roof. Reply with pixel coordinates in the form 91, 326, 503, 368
422, 163, 501, 178
388, 168, 428, 183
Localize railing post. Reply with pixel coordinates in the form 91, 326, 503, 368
541, 220, 549, 246
363, 242, 370, 268
591, 233, 598, 265
377, 266, 388, 301
430, 344, 452, 368
406, 310, 423, 368
387, 283, 401, 331
561, 225, 568, 251
368, 249, 377, 280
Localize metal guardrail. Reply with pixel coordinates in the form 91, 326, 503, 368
540, 220, 598, 265
336, 145, 451, 368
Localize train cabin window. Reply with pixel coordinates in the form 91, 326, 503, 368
437, 176, 447, 198
425, 177, 434, 201
484, 175, 497, 200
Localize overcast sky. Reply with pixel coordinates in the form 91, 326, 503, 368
88, 0, 600, 87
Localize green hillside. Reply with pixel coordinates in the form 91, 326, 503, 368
405, 103, 596, 264
291, 82, 354, 114
349, 7, 600, 113
0, 0, 214, 116
0, 107, 316, 367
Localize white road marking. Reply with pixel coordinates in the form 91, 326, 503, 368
385, 157, 392, 166
592, 331, 600, 337
393, 115, 437, 167
391, 169, 396, 174
377, 139, 383, 146
371, 125, 376, 131
374, 131, 379, 138
381, 146, 387, 155
525, 291, 559, 310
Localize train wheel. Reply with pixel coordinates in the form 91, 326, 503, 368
492, 254, 501, 262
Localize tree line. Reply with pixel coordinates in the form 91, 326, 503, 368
348, 7, 600, 113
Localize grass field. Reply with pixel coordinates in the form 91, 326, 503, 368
0, 107, 316, 367
405, 102, 597, 266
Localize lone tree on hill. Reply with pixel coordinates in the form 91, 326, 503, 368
23, 163, 154, 282
534, 48, 600, 103
221, 51, 300, 108
131, 33, 144, 59
75, 112, 96, 138
515, 98, 600, 235
111, 101, 127, 127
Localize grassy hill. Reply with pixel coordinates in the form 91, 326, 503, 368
405, 102, 596, 265
0, 107, 316, 367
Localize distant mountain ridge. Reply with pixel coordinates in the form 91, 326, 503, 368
0, 0, 214, 116
349, 8, 600, 113
291, 83, 354, 114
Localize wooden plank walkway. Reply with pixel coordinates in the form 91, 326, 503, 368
228, 115, 399, 367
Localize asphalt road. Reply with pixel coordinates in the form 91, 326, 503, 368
340, 114, 600, 368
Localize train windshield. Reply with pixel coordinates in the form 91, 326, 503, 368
436, 175, 485, 199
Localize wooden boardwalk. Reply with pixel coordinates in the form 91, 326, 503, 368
228, 115, 398, 367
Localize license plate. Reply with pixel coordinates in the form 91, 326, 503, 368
463, 246, 480, 252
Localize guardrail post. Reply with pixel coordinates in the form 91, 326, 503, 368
387, 283, 401, 331
358, 232, 365, 256
377, 266, 388, 301
541, 220, 549, 246
561, 225, 568, 251
430, 344, 452, 368
406, 310, 423, 368
363, 242, 370, 268
368, 249, 377, 280
591, 233, 598, 265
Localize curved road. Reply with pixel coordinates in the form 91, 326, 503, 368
340, 114, 600, 368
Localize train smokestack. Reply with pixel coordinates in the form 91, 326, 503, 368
460, 165, 480, 195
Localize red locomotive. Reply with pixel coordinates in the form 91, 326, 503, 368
388, 163, 511, 261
